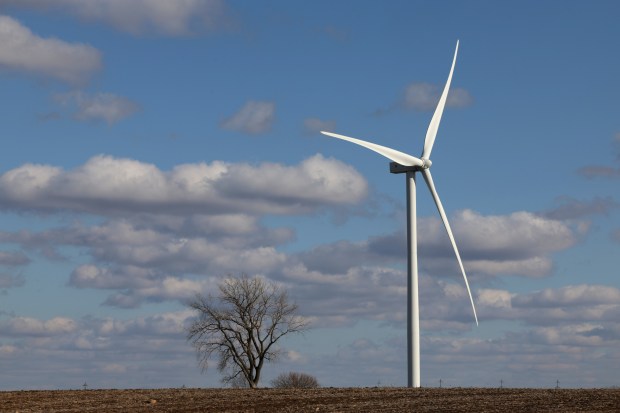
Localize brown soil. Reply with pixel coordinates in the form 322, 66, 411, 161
0, 387, 619, 412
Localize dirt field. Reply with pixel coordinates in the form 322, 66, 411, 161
1, 387, 619, 412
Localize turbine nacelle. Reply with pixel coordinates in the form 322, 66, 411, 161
421, 158, 432, 169
389, 158, 432, 174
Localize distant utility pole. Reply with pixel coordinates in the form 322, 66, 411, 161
439, 379, 442, 388
500, 379, 503, 389
82, 382, 88, 391
555, 380, 560, 389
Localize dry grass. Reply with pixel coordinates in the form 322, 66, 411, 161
1, 387, 619, 412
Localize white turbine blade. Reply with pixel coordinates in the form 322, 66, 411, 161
321, 131, 424, 167
422, 40, 459, 160
421, 169, 478, 325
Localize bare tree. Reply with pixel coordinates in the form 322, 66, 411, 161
271, 371, 320, 389
187, 275, 309, 388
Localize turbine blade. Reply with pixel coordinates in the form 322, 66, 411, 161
321, 131, 424, 167
421, 169, 478, 325
422, 40, 459, 160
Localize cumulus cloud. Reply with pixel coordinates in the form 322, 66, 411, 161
0, 154, 367, 216
303, 117, 336, 135
280, 264, 409, 327
0, 316, 76, 336
311, 210, 577, 278
100, 275, 218, 308
476, 288, 512, 309
418, 329, 620, 387
0, 0, 229, 36
0, 214, 296, 308
54, 91, 141, 124
420, 210, 576, 277
220, 100, 275, 134
3, 279, 619, 389
0, 206, 577, 317
0, 15, 101, 85
0, 310, 211, 389
454, 210, 575, 254
297, 240, 390, 275
512, 284, 620, 308
67, 247, 285, 308
472, 284, 620, 329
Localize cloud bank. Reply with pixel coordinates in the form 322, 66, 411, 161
0, 154, 368, 216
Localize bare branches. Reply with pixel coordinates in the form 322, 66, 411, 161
187, 274, 309, 388
271, 372, 320, 389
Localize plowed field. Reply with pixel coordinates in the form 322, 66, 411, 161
1, 387, 619, 412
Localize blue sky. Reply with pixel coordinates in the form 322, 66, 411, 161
1, 0, 619, 390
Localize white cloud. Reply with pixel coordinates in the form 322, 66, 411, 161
304, 210, 577, 279
403, 83, 438, 111
578, 165, 620, 179
66, 242, 288, 307
438, 210, 576, 258
0, 273, 24, 288
0, 344, 18, 356
0, 311, 211, 389
418, 210, 576, 277
285, 350, 307, 363
525, 324, 610, 347
0, 15, 101, 85
476, 289, 512, 309
465, 256, 553, 278
0, 0, 229, 36
2, 279, 619, 389
417, 330, 620, 387
70, 264, 154, 291
544, 196, 617, 220
0, 316, 76, 336
303, 118, 336, 135
0, 154, 368, 216
101, 363, 127, 374
102, 276, 217, 308
54, 91, 141, 124
472, 284, 620, 327
0, 215, 295, 308
221, 100, 275, 134
403, 82, 473, 111
0, 250, 29, 266
513, 284, 620, 308
0, 207, 574, 317
576, 133, 620, 179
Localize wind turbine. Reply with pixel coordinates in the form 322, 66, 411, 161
321, 40, 478, 388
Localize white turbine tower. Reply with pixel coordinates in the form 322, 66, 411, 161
321, 40, 478, 388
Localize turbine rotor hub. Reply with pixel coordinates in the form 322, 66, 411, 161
421, 158, 432, 169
